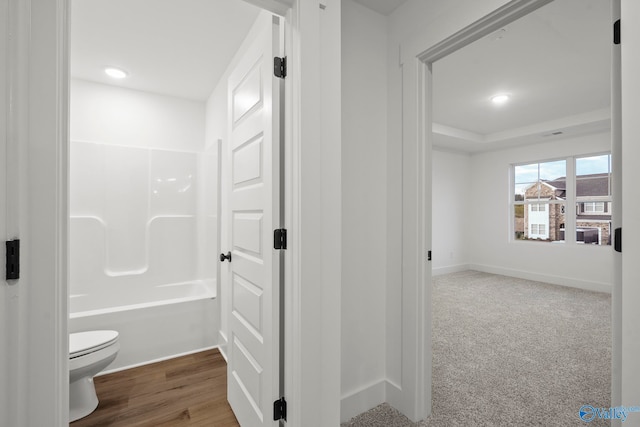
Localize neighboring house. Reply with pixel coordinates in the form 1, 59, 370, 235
523, 173, 611, 244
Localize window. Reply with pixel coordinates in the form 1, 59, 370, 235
583, 202, 605, 213
513, 153, 612, 245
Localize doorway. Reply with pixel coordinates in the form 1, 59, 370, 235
397, 0, 621, 421
68, 1, 283, 425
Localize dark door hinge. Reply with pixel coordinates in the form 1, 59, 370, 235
5, 240, 20, 280
427, 250, 432, 261
274, 229, 287, 250
614, 19, 621, 45
274, 57, 287, 79
273, 397, 287, 421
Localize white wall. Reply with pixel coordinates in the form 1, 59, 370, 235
468, 132, 613, 292
432, 149, 471, 275
340, 0, 388, 421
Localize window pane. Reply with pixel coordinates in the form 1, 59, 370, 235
522, 202, 565, 242
576, 200, 611, 246
577, 154, 611, 198
516, 160, 566, 200
515, 163, 539, 184
539, 160, 566, 181
514, 204, 525, 240
576, 154, 610, 176
514, 163, 537, 201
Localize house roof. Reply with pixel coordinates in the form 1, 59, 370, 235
545, 173, 609, 198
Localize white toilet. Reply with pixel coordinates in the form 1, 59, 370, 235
69, 330, 120, 422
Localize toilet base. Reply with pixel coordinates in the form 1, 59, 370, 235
69, 376, 99, 422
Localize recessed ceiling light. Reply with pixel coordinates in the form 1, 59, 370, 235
104, 67, 128, 79
491, 94, 510, 105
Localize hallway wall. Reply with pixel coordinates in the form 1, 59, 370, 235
341, 0, 389, 421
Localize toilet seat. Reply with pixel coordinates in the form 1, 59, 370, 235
70, 330, 119, 359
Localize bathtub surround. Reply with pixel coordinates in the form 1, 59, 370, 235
69, 79, 219, 371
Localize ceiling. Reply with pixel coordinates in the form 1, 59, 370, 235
351, 0, 408, 16
71, 0, 612, 153
70, 0, 260, 101
432, 0, 612, 153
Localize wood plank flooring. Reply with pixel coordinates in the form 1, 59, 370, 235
70, 348, 239, 427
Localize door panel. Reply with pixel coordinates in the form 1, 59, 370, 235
226, 14, 281, 427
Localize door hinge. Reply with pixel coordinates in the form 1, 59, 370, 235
274, 229, 287, 250
614, 19, 620, 45
273, 397, 287, 421
5, 239, 20, 280
427, 250, 432, 261
274, 57, 287, 79
614, 227, 622, 253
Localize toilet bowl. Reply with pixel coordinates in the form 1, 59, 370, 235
69, 330, 120, 422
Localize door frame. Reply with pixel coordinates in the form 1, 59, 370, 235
8, 0, 341, 425
398, 0, 621, 421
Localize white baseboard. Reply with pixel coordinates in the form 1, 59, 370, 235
218, 331, 228, 362
384, 381, 406, 419
99, 345, 220, 376
341, 380, 387, 423
469, 263, 612, 294
432, 264, 470, 276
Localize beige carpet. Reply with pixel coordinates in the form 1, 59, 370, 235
342, 271, 612, 426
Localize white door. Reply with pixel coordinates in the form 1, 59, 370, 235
224, 14, 282, 427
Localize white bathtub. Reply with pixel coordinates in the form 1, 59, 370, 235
68, 280, 219, 372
